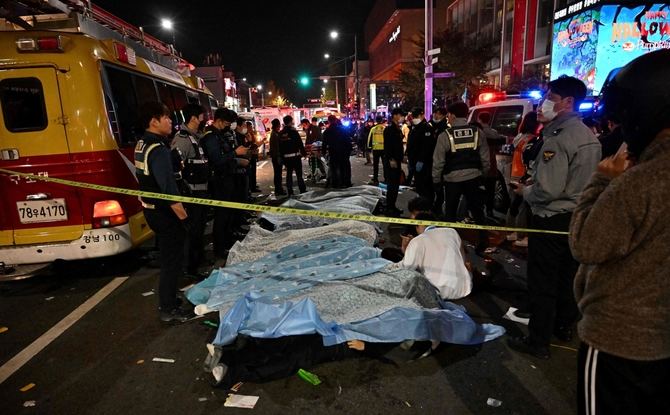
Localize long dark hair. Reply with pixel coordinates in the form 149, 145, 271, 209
518, 111, 539, 135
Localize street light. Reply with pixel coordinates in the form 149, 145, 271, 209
256, 85, 265, 107
160, 18, 176, 46
324, 53, 331, 59
330, 29, 360, 118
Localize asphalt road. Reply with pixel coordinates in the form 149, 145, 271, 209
0, 155, 579, 414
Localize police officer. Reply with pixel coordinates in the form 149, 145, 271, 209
234, 117, 252, 202
429, 107, 448, 214
279, 115, 307, 196
408, 107, 436, 201
134, 102, 192, 323
171, 104, 209, 279
432, 101, 490, 225
367, 115, 386, 185
200, 108, 248, 258
268, 118, 285, 195
508, 76, 601, 359
383, 108, 405, 216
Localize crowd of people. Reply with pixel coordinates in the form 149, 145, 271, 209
133, 50, 669, 413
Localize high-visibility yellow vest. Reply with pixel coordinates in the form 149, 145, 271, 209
368, 124, 385, 150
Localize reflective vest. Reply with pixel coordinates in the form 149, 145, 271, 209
134, 135, 169, 209
174, 129, 210, 191
443, 125, 482, 173
368, 124, 385, 150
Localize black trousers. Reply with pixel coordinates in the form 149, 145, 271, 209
578, 342, 670, 415
210, 178, 235, 256
144, 208, 184, 311
248, 157, 258, 191
332, 156, 352, 187
527, 213, 579, 347
406, 157, 416, 185
372, 150, 384, 182
284, 156, 306, 195
415, 165, 434, 202
184, 190, 208, 273
271, 156, 284, 193
386, 166, 401, 211
444, 177, 485, 224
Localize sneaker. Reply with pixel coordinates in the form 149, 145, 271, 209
506, 232, 518, 241
514, 237, 528, 247
160, 307, 195, 324
513, 309, 531, 319
507, 336, 550, 359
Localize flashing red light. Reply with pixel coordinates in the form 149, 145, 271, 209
16, 36, 63, 52
93, 200, 127, 228
479, 92, 506, 103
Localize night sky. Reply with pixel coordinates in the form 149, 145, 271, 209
93, 0, 376, 103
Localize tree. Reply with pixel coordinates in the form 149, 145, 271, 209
397, 30, 495, 108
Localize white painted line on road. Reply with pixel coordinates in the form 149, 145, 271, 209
0, 276, 128, 385
257, 161, 268, 170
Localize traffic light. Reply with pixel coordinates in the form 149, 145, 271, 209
299, 76, 310, 86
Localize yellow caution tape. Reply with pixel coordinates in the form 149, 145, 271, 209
0, 168, 568, 235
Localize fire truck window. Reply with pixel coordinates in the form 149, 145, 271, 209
169, 86, 187, 124
0, 77, 48, 132
104, 66, 140, 146
134, 75, 157, 106
492, 106, 524, 137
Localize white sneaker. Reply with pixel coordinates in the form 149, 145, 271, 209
506, 232, 518, 241
514, 237, 528, 247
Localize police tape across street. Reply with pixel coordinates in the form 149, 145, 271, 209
0, 168, 569, 236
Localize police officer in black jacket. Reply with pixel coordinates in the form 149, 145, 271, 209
383, 108, 406, 216
429, 107, 449, 215
200, 108, 248, 257
279, 115, 307, 196
171, 104, 209, 279
134, 102, 192, 323
408, 107, 436, 201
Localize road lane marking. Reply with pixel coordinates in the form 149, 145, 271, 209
0, 276, 128, 385
257, 161, 268, 169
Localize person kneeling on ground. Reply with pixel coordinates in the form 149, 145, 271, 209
398, 212, 473, 300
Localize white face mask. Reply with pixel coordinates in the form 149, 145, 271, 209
540, 100, 558, 122
241, 128, 248, 135
432, 117, 442, 123
230, 122, 237, 130
412, 118, 421, 126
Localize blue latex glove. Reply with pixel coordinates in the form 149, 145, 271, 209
415, 161, 424, 172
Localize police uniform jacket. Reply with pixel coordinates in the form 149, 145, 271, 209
200, 125, 238, 180
368, 124, 385, 150
383, 122, 404, 165
171, 124, 209, 192
523, 112, 601, 217
278, 126, 306, 158
432, 118, 490, 183
409, 120, 434, 162
134, 131, 181, 211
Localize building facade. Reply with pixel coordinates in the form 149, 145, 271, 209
364, 0, 449, 111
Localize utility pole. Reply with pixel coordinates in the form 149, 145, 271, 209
424, 0, 434, 117
248, 85, 253, 109
354, 34, 360, 119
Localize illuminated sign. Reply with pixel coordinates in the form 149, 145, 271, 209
551, 3, 670, 95
388, 26, 400, 43
370, 83, 377, 110
554, 0, 602, 20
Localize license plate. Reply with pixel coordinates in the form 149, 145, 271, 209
16, 199, 68, 224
